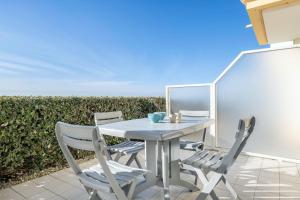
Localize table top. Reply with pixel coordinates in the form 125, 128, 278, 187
97, 117, 214, 141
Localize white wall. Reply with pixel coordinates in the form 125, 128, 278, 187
216, 47, 300, 160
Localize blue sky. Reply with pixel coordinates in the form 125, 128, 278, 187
0, 0, 261, 96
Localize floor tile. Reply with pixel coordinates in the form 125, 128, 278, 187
11, 181, 49, 199
1, 154, 300, 199
0, 188, 25, 200
27, 190, 57, 200
280, 167, 300, 177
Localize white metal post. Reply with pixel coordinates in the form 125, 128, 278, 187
165, 86, 171, 116
210, 83, 217, 148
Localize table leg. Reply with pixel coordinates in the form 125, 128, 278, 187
147, 138, 199, 199
145, 141, 159, 179
162, 140, 170, 200
156, 141, 162, 177
134, 140, 157, 196
168, 138, 200, 192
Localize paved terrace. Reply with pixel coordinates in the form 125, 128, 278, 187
1, 150, 300, 200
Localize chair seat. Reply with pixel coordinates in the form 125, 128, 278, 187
182, 150, 223, 171
108, 141, 144, 155
180, 140, 204, 151
81, 160, 148, 192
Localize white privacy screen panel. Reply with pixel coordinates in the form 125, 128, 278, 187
216, 47, 300, 160
169, 86, 210, 114
168, 85, 213, 146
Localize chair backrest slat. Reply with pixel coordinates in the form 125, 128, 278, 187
60, 123, 94, 140
63, 135, 94, 151
217, 116, 256, 173
179, 110, 210, 117
94, 111, 123, 125
96, 118, 123, 125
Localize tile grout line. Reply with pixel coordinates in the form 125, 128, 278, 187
236, 156, 262, 200
10, 187, 27, 200
48, 173, 84, 190
32, 178, 68, 200
278, 162, 281, 199
235, 156, 249, 199
236, 155, 250, 186
253, 158, 264, 200
229, 155, 251, 199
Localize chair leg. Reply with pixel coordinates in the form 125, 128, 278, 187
195, 171, 222, 200
114, 152, 122, 162
209, 190, 219, 200
194, 175, 198, 185
125, 153, 136, 166
194, 168, 209, 185
181, 166, 198, 187
127, 178, 138, 200
125, 153, 143, 168
134, 156, 143, 169
88, 189, 102, 200
221, 175, 238, 199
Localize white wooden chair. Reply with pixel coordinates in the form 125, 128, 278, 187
179, 110, 210, 151
55, 122, 152, 200
94, 111, 144, 169
181, 117, 256, 200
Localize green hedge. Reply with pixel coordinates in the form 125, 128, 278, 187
0, 96, 165, 183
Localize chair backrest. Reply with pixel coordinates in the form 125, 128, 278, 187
55, 122, 109, 175
179, 110, 210, 142
217, 116, 256, 173
55, 122, 127, 197
94, 111, 123, 125
179, 110, 210, 117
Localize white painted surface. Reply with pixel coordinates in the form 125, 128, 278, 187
263, 3, 300, 44
97, 118, 214, 141
216, 47, 300, 160
270, 41, 294, 48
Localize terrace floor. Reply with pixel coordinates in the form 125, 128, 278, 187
1, 149, 300, 200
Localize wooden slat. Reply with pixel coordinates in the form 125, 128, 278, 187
79, 173, 111, 192
191, 152, 218, 168
108, 140, 144, 155
82, 161, 148, 188
246, 0, 300, 10
109, 141, 135, 149
247, 8, 268, 45
243, 0, 300, 45
202, 154, 223, 168
180, 140, 204, 151
63, 135, 94, 151
84, 169, 129, 186
107, 160, 148, 175
94, 111, 122, 121
183, 150, 209, 165
241, 0, 256, 4
59, 122, 94, 140
96, 118, 123, 125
